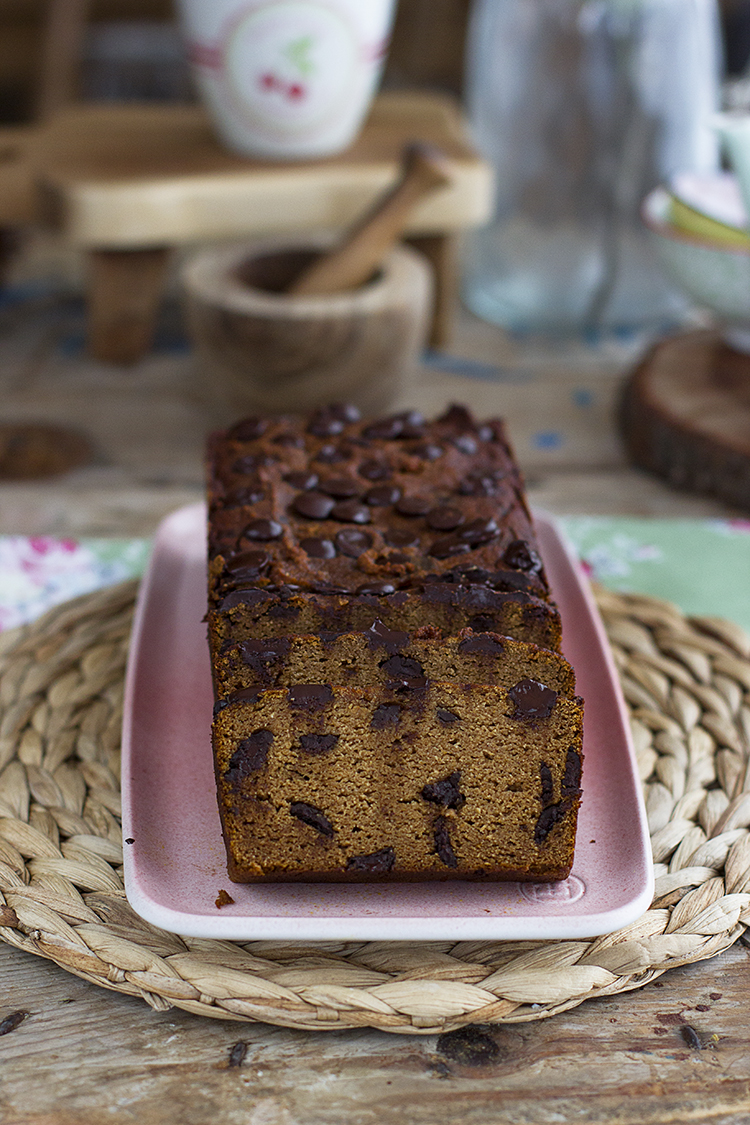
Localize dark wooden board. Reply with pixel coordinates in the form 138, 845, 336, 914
620, 330, 750, 511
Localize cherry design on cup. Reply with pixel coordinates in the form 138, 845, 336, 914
259, 71, 308, 100
258, 34, 313, 102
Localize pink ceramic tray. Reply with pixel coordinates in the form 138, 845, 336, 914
121, 503, 653, 941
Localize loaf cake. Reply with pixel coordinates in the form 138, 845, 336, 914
207, 404, 584, 883
213, 680, 583, 883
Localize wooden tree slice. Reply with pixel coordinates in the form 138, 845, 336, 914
620, 330, 750, 511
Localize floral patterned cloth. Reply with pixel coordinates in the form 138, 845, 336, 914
0, 536, 150, 632
0, 517, 748, 635
559, 517, 750, 635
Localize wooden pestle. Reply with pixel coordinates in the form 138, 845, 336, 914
286, 142, 452, 296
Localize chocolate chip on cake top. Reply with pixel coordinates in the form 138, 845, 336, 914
207, 403, 546, 598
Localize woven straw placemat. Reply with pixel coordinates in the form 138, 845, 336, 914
0, 579, 749, 1034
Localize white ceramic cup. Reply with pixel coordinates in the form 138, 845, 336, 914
177, 0, 396, 160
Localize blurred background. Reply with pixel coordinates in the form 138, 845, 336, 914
1, 0, 750, 123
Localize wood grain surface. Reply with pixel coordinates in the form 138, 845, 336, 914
0, 281, 748, 1124
2, 941, 749, 1125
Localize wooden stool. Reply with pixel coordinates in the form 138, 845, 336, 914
0, 92, 493, 363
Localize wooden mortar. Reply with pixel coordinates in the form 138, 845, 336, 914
182, 236, 433, 416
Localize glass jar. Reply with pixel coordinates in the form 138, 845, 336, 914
462, 0, 723, 336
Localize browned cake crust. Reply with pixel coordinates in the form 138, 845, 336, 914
213, 624, 577, 700
206, 404, 583, 884
206, 403, 561, 651
213, 680, 584, 883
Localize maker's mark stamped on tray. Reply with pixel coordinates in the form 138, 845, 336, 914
519, 875, 585, 905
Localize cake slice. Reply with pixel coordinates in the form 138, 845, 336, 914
213, 679, 584, 883
212, 623, 576, 700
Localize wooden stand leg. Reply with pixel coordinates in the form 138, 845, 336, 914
405, 232, 458, 350
87, 247, 171, 364
0, 229, 21, 287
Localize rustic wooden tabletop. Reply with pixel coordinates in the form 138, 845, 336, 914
0, 270, 747, 1125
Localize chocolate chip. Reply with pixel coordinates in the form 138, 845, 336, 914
331, 403, 360, 423
347, 848, 395, 874
285, 470, 318, 490
562, 749, 582, 797
224, 730, 273, 781
395, 495, 431, 517
508, 678, 557, 720
540, 762, 554, 805
242, 519, 282, 541
467, 614, 495, 632
457, 470, 504, 497
534, 802, 567, 844
439, 404, 476, 431
225, 685, 264, 706
288, 684, 334, 711
371, 703, 401, 729
315, 443, 347, 463
385, 551, 408, 564
308, 408, 345, 437
422, 771, 465, 809
224, 550, 270, 581
291, 801, 334, 836
457, 517, 500, 545
239, 637, 290, 674
366, 619, 409, 651
299, 733, 339, 755
335, 528, 373, 557
429, 535, 473, 559
228, 417, 268, 441
319, 476, 361, 498
488, 568, 542, 594
434, 706, 458, 724
380, 654, 426, 690
458, 634, 504, 656
503, 539, 543, 574
453, 434, 478, 455
331, 499, 370, 523
411, 442, 443, 461
300, 536, 336, 559
362, 415, 404, 440
358, 459, 392, 481
273, 432, 305, 448
357, 581, 396, 595
384, 528, 419, 548
365, 484, 401, 506
223, 484, 265, 506
434, 818, 458, 867
426, 506, 464, 531
232, 453, 269, 475
292, 491, 336, 519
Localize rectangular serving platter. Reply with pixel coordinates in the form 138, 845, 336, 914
121, 502, 653, 941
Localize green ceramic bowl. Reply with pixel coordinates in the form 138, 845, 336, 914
642, 186, 750, 352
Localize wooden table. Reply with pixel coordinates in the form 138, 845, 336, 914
0, 92, 493, 362
0, 285, 748, 1123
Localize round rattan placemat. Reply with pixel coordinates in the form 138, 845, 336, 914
1, 579, 749, 1034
